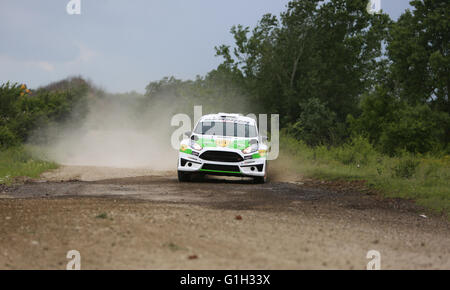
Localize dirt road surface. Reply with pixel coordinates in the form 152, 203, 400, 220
0, 166, 449, 269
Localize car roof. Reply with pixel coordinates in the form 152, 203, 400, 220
199, 113, 256, 125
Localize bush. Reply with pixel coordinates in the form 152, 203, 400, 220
288, 98, 337, 146
0, 125, 19, 148
392, 158, 420, 179
0, 77, 91, 149
332, 135, 377, 166
349, 87, 450, 155
378, 104, 449, 155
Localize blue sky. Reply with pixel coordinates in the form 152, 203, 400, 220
0, 0, 412, 93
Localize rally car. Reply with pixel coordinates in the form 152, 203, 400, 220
178, 113, 268, 183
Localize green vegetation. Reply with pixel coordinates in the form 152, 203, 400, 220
281, 134, 450, 214
0, 77, 92, 148
0, 77, 92, 184
95, 213, 108, 219
0, 146, 57, 185
164, 242, 186, 252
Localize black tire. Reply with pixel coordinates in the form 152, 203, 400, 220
253, 176, 265, 184
178, 171, 191, 182
253, 162, 268, 184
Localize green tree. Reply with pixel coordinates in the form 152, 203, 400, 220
349, 86, 450, 154
388, 0, 449, 112
215, 0, 390, 139
0, 77, 92, 148
289, 97, 337, 146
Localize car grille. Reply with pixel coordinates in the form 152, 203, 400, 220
199, 151, 243, 163
201, 164, 240, 173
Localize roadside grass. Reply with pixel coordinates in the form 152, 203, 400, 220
280, 135, 450, 215
95, 213, 108, 219
0, 146, 58, 185
164, 242, 186, 252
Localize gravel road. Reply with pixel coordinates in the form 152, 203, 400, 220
0, 166, 448, 269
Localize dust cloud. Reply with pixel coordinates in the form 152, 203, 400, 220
36, 93, 179, 170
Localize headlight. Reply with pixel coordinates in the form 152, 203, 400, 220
242, 144, 258, 154
192, 143, 202, 151
190, 140, 202, 151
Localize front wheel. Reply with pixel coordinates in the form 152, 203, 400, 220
253, 162, 268, 184
253, 176, 266, 184
178, 171, 191, 182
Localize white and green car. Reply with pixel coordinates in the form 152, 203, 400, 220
178, 113, 268, 183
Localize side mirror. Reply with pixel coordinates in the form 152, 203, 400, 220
261, 136, 268, 142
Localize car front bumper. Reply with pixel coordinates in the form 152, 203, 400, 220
178, 151, 266, 177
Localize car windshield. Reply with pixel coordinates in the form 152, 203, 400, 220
194, 121, 257, 138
